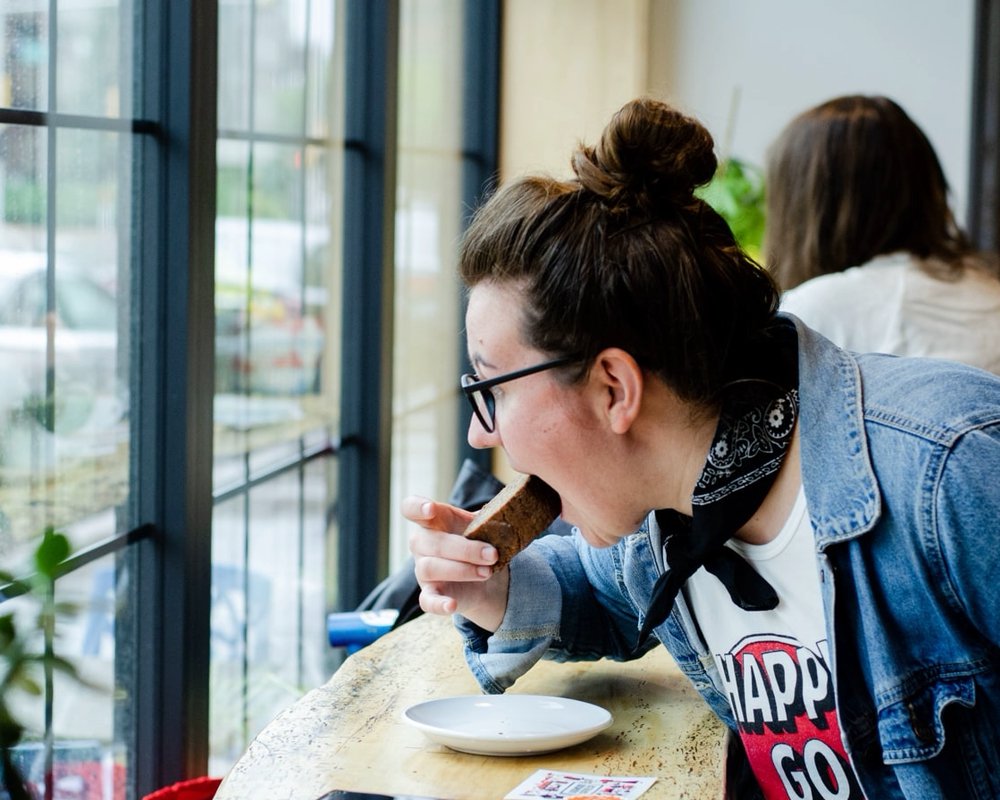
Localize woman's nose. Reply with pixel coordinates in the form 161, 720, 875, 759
467, 416, 499, 449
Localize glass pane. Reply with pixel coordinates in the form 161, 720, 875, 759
56, 0, 126, 117
252, 0, 307, 136
0, 123, 46, 236
209, 462, 335, 774
1, 3, 49, 112
218, 0, 253, 132
305, 145, 341, 433
209, 493, 249, 771
214, 144, 335, 476
397, 0, 464, 151
3, 555, 125, 800
0, 126, 129, 569
305, 1, 340, 140
301, 458, 335, 689
211, 0, 343, 774
389, 0, 466, 571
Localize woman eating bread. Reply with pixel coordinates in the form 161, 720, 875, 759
402, 97, 1000, 799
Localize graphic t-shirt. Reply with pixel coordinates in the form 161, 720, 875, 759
684, 488, 867, 799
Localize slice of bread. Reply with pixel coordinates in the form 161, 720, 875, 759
463, 472, 561, 571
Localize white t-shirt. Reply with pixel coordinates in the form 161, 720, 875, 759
684, 488, 867, 799
780, 252, 1000, 375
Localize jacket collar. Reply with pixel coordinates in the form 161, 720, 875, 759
785, 313, 881, 546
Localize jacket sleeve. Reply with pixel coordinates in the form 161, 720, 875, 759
456, 528, 654, 693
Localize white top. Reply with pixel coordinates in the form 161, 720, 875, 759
685, 488, 822, 662
780, 252, 1000, 375
684, 489, 867, 799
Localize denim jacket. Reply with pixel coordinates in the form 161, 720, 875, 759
457, 316, 1000, 799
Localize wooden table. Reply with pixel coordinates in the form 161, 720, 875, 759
216, 614, 726, 800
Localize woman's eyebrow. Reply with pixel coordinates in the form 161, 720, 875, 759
469, 353, 496, 373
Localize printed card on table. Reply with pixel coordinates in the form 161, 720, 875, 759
504, 769, 657, 800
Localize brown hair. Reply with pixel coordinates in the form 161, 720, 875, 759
764, 95, 985, 290
459, 97, 779, 408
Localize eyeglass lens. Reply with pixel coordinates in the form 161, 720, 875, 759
461, 374, 496, 432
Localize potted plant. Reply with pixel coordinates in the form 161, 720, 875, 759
697, 156, 767, 261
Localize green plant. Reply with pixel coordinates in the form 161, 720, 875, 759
0, 528, 76, 800
697, 156, 767, 261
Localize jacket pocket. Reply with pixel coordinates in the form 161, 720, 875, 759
876, 674, 975, 763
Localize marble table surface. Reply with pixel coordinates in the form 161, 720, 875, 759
216, 612, 726, 800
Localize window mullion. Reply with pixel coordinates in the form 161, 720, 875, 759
457, 0, 501, 472
337, 0, 399, 610
131, 0, 218, 793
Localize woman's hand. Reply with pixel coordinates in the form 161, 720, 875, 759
403, 495, 510, 631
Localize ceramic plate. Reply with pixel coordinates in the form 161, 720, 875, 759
402, 694, 613, 756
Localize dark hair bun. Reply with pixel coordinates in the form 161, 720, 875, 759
572, 97, 717, 214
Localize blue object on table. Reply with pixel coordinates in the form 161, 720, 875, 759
327, 609, 400, 653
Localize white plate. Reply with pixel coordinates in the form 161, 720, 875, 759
402, 694, 613, 756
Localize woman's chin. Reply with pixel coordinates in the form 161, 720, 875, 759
577, 527, 616, 549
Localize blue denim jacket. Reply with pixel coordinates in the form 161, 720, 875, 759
457, 316, 1000, 799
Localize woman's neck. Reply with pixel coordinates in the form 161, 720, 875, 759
735, 423, 802, 545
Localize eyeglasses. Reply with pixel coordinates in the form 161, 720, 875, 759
460, 356, 578, 433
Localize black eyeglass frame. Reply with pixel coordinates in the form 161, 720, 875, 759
460, 356, 578, 433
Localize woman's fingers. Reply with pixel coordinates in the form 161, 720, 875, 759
413, 551, 494, 584
401, 495, 476, 534
410, 527, 497, 570
418, 584, 458, 616
405, 495, 497, 568
403, 494, 507, 628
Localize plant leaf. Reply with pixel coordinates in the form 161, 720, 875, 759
11, 673, 42, 697
34, 528, 71, 579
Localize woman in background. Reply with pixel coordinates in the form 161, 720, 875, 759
765, 94, 1000, 373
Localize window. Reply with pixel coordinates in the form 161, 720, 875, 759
1, 1, 498, 796
390, 0, 467, 569
210, 0, 343, 770
0, 1, 137, 795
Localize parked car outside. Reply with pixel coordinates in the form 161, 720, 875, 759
0, 252, 126, 469
214, 218, 327, 399
214, 283, 324, 397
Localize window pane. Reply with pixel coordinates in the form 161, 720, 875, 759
214, 144, 333, 470
1, 4, 49, 112
209, 462, 336, 774
56, 0, 127, 117
0, 123, 45, 231
389, 0, 465, 571
0, 127, 129, 568
252, 0, 307, 136
4, 555, 126, 800
209, 493, 250, 770
305, 3, 339, 140
397, 0, 464, 151
218, 0, 253, 133
211, 0, 343, 774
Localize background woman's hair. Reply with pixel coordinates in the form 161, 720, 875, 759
459, 97, 780, 408
763, 94, 989, 290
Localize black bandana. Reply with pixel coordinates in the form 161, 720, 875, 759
636, 319, 799, 648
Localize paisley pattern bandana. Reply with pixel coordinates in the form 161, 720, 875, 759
636, 319, 799, 648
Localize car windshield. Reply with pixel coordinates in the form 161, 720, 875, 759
0, 267, 118, 331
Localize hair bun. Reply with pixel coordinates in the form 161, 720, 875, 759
571, 97, 717, 214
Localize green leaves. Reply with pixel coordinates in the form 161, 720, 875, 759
697, 157, 767, 261
1, 527, 76, 799
34, 528, 71, 580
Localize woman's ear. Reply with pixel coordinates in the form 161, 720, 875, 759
592, 348, 643, 434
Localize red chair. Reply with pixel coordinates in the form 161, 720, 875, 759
142, 776, 222, 800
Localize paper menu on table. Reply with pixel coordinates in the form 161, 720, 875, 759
504, 769, 657, 800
